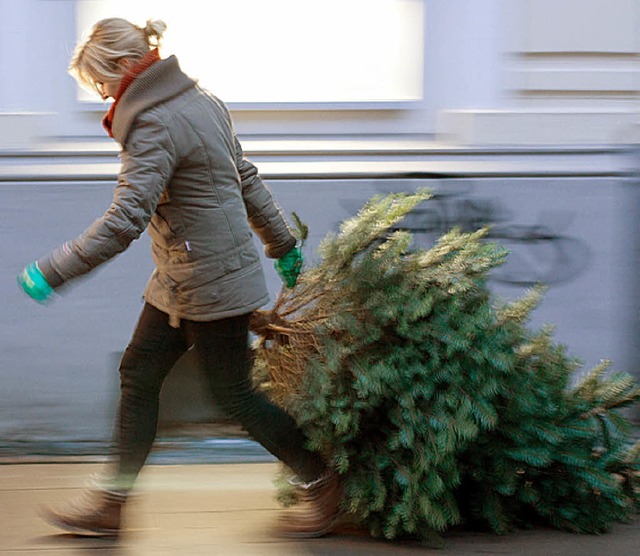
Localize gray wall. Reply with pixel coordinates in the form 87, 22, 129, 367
2, 176, 639, 444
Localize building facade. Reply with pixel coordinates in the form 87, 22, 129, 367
1, 0, 639, 447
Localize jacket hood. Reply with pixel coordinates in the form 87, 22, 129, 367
111, 55, 196, 145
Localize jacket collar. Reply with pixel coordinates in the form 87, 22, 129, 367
111, 55, 196, 146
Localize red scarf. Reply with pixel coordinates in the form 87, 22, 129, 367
102, 48, 161, 137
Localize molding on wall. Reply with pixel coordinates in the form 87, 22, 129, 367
507, 0, 640, 105
437, 109, 640, 145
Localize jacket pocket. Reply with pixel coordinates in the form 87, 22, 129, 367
150, 208, 186, 246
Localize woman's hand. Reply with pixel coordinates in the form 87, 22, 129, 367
275, 247, 303, 288
17, 262, 54, 304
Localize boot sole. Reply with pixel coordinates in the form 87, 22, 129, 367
39, 508, 120, 538
276, 513, 341, 539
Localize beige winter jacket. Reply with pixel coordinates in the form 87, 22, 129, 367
38, 56, 295, 325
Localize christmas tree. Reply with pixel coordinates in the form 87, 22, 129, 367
251, 190, 640, 543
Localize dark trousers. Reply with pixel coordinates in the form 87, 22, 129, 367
111, 303, 326, 491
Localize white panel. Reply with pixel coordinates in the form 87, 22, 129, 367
76, 0, 424, 104
524, 0, 639, 53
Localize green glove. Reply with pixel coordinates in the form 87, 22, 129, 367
17, 262, 54, 304
275, 246, 303, 288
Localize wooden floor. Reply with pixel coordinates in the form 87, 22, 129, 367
1, 462, 638, 555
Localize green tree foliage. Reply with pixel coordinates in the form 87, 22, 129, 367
251, 190, 640, 541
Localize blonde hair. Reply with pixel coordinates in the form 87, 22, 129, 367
69, 18, 166, 94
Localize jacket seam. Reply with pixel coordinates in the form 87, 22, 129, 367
176, 110, 241, 251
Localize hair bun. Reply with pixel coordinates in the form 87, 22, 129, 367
143, 19, 167, 45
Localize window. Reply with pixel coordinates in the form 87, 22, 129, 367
76, 0, 425, 107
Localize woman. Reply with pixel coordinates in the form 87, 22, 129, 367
18, 17, 339, 539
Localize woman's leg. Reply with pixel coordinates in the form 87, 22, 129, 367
185, 313, 327, 483
111, 303, 188, 491
42, 303, 187, 536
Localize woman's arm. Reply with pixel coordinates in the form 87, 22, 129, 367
37, 113, 176, 288
233, 135, 296, 259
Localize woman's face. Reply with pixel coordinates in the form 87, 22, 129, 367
94, 58, 132, 101
96, 79, 122, 101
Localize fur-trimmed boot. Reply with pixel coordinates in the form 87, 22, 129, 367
277, 471, 342, 539
41, 487, 127, 537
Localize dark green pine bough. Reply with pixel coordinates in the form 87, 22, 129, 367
251, 189, 640, 543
